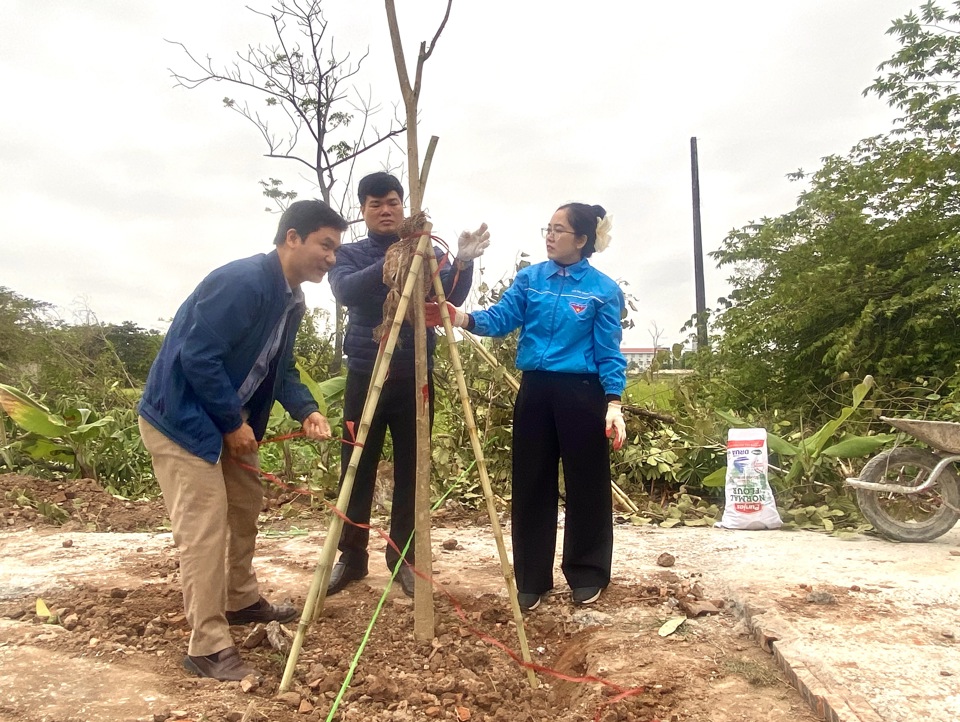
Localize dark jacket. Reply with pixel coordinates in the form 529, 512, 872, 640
329, 232, 473, 375
138, 250, 319, 463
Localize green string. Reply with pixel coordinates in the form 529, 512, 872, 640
325, 458, 480, 722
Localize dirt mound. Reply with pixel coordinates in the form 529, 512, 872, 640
0, 473, 166, 532
0, 473, 333, 534
0, 471, 818, 721
0, 566, 815, 722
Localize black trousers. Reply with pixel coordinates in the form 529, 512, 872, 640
337, 370, 435, 571
512, 371, 613, 594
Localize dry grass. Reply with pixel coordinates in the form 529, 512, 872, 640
723, 657, 781, 687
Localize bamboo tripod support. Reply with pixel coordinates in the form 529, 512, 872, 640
279, 227, 435, 693
427, 254, 538, 689
459, 332, 642, 516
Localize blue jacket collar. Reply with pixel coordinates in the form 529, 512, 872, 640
265, 249, 299, 300
546, 257, 591, 280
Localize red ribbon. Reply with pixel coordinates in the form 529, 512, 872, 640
231, 430, 647, 718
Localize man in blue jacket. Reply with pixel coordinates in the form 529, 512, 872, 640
326, 172, 489, 597
138, 199, 347, 681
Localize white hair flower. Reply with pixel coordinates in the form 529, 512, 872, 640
595, 214, 613, 252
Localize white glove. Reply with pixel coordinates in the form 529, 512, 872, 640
605, 402, 626, 451
456, 222, 490, 263
448, 305, 470, 329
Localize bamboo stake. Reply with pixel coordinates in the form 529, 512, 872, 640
420, 136, 439, 199
412, 231, 434, 640
427, 256, 538, 689
462, 334, 519, 393
611, 480, 641, 515
459, 331, 641, 515
279, 229, 434, 693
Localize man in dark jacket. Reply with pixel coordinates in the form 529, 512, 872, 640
138, 199, 347, 681
326, 172, 489, 596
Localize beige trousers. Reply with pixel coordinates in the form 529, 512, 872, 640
139, 417, 262, 656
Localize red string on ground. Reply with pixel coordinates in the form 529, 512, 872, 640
237, 432, 648, 718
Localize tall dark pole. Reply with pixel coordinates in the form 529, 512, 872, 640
690, 137, 708, 350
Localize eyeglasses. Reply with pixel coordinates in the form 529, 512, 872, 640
541, 226, 576, 239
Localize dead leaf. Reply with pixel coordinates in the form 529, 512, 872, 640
658, 616, 686, 637
35, 598, 51, 618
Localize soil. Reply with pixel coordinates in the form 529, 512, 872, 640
0, 473, 820, 722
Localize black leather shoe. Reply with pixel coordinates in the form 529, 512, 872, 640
183, 646, 259, 681
225, 596, 298, 625
327, 561, 368, 596
396, 564, 416, 598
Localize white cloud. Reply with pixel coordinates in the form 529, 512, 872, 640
1, 0, 916, 346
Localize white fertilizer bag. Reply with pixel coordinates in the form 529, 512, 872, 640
716, 427, 782, 530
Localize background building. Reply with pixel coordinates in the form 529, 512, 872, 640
621, 346, 658, 371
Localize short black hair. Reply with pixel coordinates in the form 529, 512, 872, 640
557, 202, 607, 258
357, 172, 404, 205
273, 199, 348, 246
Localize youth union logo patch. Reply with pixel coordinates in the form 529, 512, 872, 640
569, 302, 587, 314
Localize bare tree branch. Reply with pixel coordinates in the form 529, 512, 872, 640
384, 0, 451, 209
167, 0, 404, 207
424, 0, 453, 61
384, 0, 412, 99
169, 0, 408, 373
415, 0, 452, 98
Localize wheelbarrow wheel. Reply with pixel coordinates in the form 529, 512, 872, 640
856, 447, 960, 542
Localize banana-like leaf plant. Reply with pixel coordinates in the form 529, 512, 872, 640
0, 383, 113, 480
703, 375, 895, 488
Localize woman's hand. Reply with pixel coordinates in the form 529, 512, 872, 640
424, 301, 469, 328
605, 402, 626, 450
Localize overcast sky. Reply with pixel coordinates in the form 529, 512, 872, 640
2, 0, 915, 347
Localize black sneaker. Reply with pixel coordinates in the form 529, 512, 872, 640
571, 586, 602, 605
517, 592, 542, 611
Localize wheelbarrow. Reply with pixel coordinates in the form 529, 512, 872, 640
845, 416, 960, 542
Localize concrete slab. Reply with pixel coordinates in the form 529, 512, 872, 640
613, 524, 960, 722
0, 621, 175, 722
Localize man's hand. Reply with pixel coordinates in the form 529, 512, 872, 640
456, 223, 490, 263
425, 301, 469, 328
224, 422, 259, 458
302, 411, 332, 441
605, 402, 626, 451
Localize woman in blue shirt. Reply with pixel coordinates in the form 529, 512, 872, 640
428, 202, 627, 610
